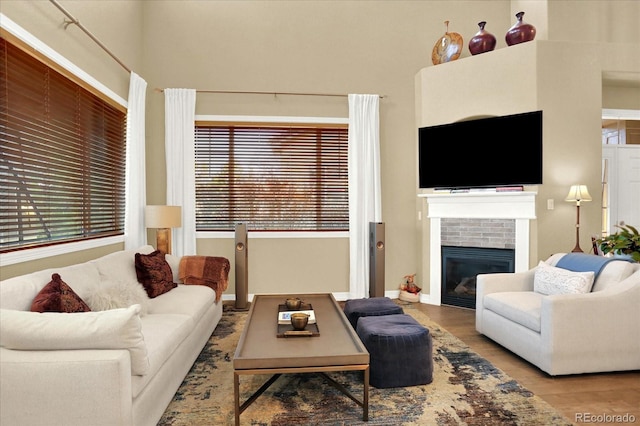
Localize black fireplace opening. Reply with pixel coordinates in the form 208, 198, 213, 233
441, 246, 515, 309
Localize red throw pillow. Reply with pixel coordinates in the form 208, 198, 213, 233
31, 273, 91, 313
135, 250, 177, 298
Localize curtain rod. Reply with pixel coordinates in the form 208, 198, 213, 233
49, 0, 131, 73
154, 88, 385, 99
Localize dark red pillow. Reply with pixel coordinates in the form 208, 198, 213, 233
30, 273, 91, 313
135, 250, 177, 298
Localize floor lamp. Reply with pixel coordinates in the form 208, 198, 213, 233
145, 205, 182, 255
565, 185, 592, 253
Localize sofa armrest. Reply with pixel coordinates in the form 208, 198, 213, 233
0, 347, 133, 426
476, 269, 536, 333
540, 273, 640, 366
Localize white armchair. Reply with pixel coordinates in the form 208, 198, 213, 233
476, 253, 640, 375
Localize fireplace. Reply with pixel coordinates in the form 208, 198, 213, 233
441, 246, 515, 309
420, 191, 536, 306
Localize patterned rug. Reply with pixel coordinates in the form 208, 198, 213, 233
158, 301, 571, 425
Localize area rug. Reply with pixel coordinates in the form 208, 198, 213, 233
158, 301, 571, 425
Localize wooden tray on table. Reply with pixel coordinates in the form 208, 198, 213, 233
277, 303, 320, 337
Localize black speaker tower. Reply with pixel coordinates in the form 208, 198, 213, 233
369, 222, 385, 298
235, 223, 249, 310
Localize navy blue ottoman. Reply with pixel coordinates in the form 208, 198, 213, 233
356, 314, 433, 389
343, 297, 404, 330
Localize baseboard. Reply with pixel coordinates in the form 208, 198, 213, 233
222, 290, 433, 304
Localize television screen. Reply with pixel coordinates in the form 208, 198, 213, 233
418, 110, 543, 189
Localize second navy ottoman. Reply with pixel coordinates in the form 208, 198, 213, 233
343, 297, 404, 330
356, 314, 433, 389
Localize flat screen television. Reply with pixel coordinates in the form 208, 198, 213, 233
418, 110, 543, 189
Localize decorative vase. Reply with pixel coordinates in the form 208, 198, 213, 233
431, 20, 463, 65
468, 21, 496, 55
505, 11, 536, 46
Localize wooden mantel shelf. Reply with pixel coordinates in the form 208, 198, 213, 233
418, 191, 537, 220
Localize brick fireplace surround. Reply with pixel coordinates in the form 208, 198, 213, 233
419, 191, 537, 306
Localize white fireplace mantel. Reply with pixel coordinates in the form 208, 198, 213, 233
419, 191, 537, 305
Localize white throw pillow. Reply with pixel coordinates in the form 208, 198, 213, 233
87, 279, 150, 315
534, 261, 595, 295
0, 305, 149, 375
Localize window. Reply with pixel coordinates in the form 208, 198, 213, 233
194, 121, 348, 231
0, 36, 127, 253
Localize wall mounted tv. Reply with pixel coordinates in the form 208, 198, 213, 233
418, 110, 543, 189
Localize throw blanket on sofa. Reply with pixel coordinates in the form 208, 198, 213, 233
179, 256, 230, 302
555, 253, 624, 281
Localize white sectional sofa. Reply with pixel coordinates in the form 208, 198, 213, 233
476, 253, 640, 376
0, 245, 225, 426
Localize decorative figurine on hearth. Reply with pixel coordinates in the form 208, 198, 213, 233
399, 273, 421, 302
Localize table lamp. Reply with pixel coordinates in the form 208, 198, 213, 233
565, 185, 592, 253
145, 205, 182, 255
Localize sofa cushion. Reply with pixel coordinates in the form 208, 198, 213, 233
30, 273, 91, 313
135, 250, 177, 298
86, 279, 150, 315
534, 261, 595, 295
146, 284, 216, 319
483, 291, 543, 332
546, 253, 637, 292
1, 262, 102, 312
91, 245, 155, 285
0, 304, 149, 375
130, 313, 194, 398
165, 253, 182, 283
591, 260, 637, 292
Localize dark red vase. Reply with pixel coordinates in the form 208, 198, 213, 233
505, 11, 536, 46
468, 21, 496, 55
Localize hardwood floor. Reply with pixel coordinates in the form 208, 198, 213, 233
414, 302, 640, 425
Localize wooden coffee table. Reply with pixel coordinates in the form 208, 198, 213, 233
233, 293, 370, 425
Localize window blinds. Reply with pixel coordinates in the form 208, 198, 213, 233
194, 124, 349, 231
0, 37, 127, 252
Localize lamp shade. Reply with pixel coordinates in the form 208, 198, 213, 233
565, 185, 592, 203
145, 205, 182, 228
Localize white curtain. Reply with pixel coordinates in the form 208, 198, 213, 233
164, 88, 197, 257
348, 94, 382, 299
124, 72, 147, 250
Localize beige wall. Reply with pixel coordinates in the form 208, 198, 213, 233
415, 40, 605, 282
603, 85, 640, 110
547, 0, 640, 44
0, 0, 143, 99
141, 0, 510, 296
1, 1, 638, 299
